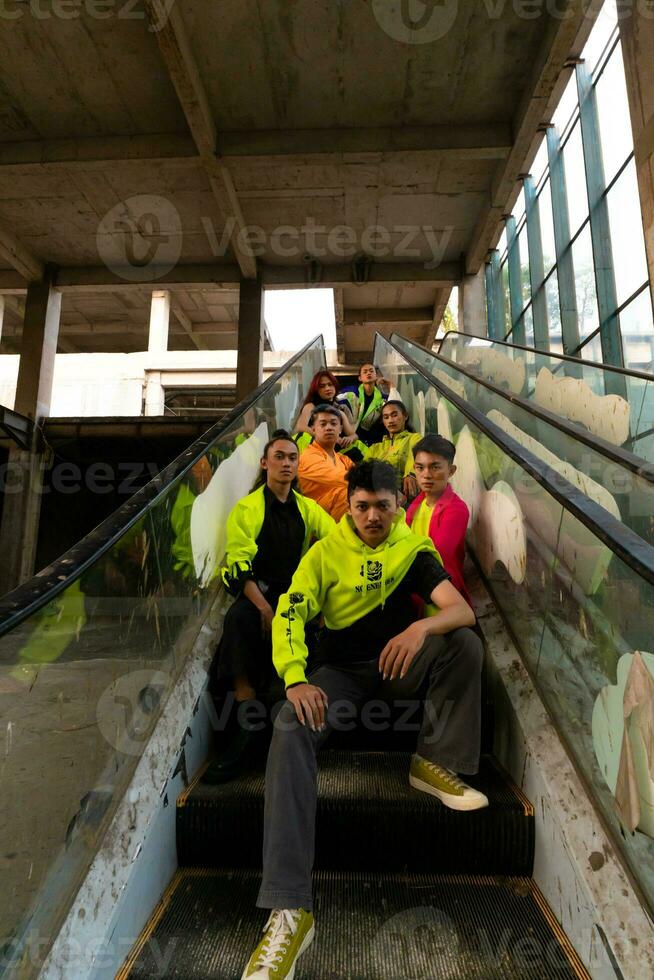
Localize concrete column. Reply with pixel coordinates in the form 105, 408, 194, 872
144, 290, 170, 417
0, 273, 61, 594
236, 278, 264, 402
458, 267, 488, 338
620, 16, 654, 304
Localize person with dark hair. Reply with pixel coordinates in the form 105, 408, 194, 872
406, 434, 471, 605
366, 399, 422, 499
294, 370, 356, 447
241, 459, 486, 978
336, 363, 399, 446
297, 405, 355, 520
204, 431, 334, 783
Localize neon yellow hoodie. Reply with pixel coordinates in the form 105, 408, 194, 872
366, 429, 421, 481
273, 512, 440, 686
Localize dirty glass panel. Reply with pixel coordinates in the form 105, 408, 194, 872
0, 339, 324, 975
375, 332, 654, 916
438, 333, 654, 463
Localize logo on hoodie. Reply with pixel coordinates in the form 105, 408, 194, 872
361, 560, 383, 582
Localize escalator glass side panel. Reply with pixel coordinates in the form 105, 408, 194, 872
393, 334, 654, 549
374, 334, 654, 917
439, 331, 654, 462
0, 339, 324, 977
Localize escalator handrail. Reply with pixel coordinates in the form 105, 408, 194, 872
0, 335, 325, 638
377, 334, 654, 587
438, 330, 654, 383
395, 334, 654, 483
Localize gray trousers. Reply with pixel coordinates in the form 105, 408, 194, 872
256, 627, 483, 911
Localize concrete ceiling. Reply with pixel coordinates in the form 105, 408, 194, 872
0, 0, 600, 360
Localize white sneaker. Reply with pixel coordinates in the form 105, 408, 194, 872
409, 754, 489, 811
242, 908, 315, 979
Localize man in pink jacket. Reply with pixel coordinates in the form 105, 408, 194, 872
405, 434, 471, 606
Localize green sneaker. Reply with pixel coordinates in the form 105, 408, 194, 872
409, 754, 489, 811
241, 908, 315, 979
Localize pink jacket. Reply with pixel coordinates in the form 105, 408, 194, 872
406, 484, 471, 605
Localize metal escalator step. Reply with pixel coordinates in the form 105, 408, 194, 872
177, 753, 534, 876
120, 868, 588, 980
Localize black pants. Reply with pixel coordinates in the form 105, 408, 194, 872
214, 584, 285, 692
257, 628, 483, 911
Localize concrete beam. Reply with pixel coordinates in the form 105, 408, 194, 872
458, 267, 488, 338
235, 279, 264, 402
344, 307, 433, 325
219, 124, 512, 159
465, 0, 601, 275
263, 261, 462, 289
54, 263, 242, 293
334, 289, 345, 365
0, 134, 198, 170
171, 300, 209, 351
0, 216, 44, 281
144, 0, 257, 280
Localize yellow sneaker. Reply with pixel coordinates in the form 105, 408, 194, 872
242, 908, 315, 979
410, 754, 489, 811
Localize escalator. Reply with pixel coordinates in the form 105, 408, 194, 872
0, 334, 652, 979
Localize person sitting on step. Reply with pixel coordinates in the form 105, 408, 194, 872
406, 434, 472, 606
204, 430, 334, 784
297, 405, 356, 521
241, 460, 487, 980
336, 362, 399, 446
366, 399, 422, 501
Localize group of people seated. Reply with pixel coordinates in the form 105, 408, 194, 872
206, 362, 488, 980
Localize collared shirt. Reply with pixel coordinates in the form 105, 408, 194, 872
252, 486, 305, 588
298, 441, 354, 520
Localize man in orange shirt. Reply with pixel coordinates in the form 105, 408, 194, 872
298, 405, 354, 520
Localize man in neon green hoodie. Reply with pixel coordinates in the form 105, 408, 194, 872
241, 460, 487, 980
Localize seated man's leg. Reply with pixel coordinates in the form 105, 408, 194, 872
257, 661, 376, 912
384, 628, 487, 809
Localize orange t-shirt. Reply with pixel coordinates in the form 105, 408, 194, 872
298, 442, 354, 521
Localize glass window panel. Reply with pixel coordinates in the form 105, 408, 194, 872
553, 73, 579, 135
577, 331, 603, 363
545, 270, 562, 353
518, 224, 531, 309
607, 158, 649, 307
571, 222, 599, 342
563, 122, 589, 236
539, 180, 557, 276
582, 0, 618, 77
514, 187, 526, 224
522, 304, 534, 347
502, 259, 511, 331
531, 135, 549, 187
498, 227, 508, 262
620, 288, 654, 372
596, 44, 634, 186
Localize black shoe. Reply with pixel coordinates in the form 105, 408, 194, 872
202, 725, 258, 784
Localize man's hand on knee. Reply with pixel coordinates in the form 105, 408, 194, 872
379, 620, 429, 680
286, 682, 329, 731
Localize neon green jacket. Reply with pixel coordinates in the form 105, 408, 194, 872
220, 485, 335, 595
337, 384, 386, 431
273, 511, 439, 686
366, 430, 421, 481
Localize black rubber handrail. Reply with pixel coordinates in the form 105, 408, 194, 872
395, 334, 654, 483
0, 335, 325, 638
439, 330, 654, 383
377, 334, 654, 587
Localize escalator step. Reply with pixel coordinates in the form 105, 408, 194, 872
120, 868, 588, 980
177, 753, 534, 876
